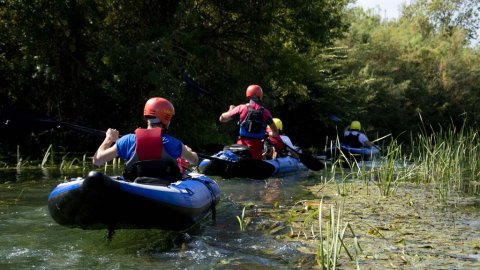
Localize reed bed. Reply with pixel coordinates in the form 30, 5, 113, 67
408, 124, 480, 201
287, 199, 361, 269
315, 199, 361, 269
323, 122, 480, 202
7, 144, 104, 172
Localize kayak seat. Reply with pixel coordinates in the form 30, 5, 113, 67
134, 177, 173, 186
123, 160, 182, 182
223, 144, 251, 159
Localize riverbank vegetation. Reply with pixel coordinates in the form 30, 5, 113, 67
1, 2, 479, 266
281, 124, 480, 268
1, 0, 479, 161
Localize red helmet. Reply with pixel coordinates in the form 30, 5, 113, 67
246, 85, 263, 100
144, 97, 175, 126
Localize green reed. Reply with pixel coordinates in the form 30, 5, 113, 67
408, 123, 480, 201
236, 206, 248, 231
41, 144, 53, 168
316, 199, 359, 269
321, 136, 426, 199
287, 199, 360, 269
15, 145, 32, 169
236, 203, 254, 231
358, 140, 412, 197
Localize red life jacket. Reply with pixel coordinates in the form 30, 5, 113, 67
123, 128, 182, 182
135, 127, 163, 160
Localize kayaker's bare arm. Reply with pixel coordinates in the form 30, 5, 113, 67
219, 105, 236, 123
181, 144, 199, 165
364, 140, 374, 147
93, 128, 119, 166
268, 121, 279, 138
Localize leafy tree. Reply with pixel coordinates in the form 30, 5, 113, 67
337, 3, 480, 143
0, 0, 351, 159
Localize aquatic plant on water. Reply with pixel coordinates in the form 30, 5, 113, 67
236, 203, 254, 231
316, 199, 361, 269
287, 199, 361, 269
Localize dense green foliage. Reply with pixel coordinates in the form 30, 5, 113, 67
336, 2, 480, 142
0, 0, 479, 162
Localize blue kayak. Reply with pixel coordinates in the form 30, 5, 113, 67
198, 150, 308, 178
324, 143, 381, 161
265, 156, 307, 176
48, 171, 220, 231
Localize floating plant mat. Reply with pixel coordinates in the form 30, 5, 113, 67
286, 182, 480, 269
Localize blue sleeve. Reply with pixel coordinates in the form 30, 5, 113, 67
116, 134, 136, 160
162, 134, 183, 159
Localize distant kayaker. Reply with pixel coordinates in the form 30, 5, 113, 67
264, 118, 298, 159
342, 120, 374, 148
93, 97, 198, 180
219, 85, 279, 160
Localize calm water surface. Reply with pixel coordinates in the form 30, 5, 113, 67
0, 167, 318, 270
4, 162, 480, 269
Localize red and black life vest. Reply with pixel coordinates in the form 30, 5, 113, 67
239, 104, 267, 139
123, 128, 181, 182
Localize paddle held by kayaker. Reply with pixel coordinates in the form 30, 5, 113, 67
219, 85, 278, 160
92, 97, 198, 180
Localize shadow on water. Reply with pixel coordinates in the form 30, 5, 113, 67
0, 167, 319, 270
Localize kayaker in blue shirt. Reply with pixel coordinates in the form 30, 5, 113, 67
93, 97, 198, 180
342, 120, 374, 148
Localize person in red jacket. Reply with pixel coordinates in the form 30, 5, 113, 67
219, 85, 279, 160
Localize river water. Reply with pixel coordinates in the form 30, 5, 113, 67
2, 165, 480, 269
0, 167, 318, 270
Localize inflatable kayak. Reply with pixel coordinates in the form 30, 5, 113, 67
48, 171, 221, 232
324, 143, 381, 161
265, 156, 307, 176
198, 148, 307, 178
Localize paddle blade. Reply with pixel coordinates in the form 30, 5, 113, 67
228, 159, 275, 180
299, 153, 324, 171
282, 143, 324, 171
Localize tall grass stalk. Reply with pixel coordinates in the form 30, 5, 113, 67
328, 140, 404, 197
409, 121, 480, 201
15, 145, 30, 169
236, 203, 254, 231
60, 158, 80, 171
316, 199, 360, 269
16, 145, 21, 169
364, 141, 407, 196
327, 136, 362, 196
41, 144, 53, 168
236, 206, 248, 231
82, 154, 87, 170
